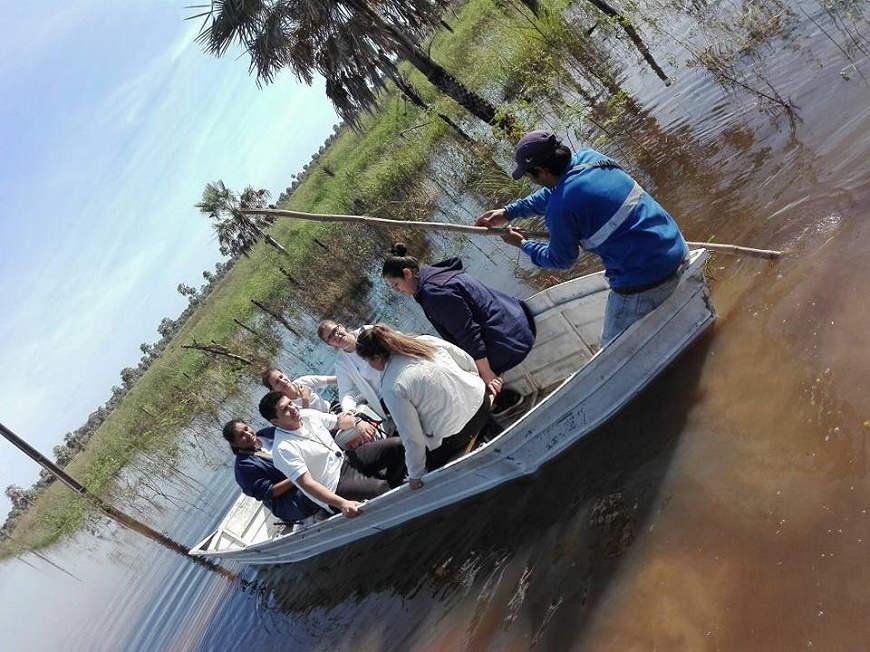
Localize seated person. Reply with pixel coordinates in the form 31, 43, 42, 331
258, 392, 406, 517
262, 367, 335, 413
381, 243, 536, 416
222, 419, 321, 523
317, 320, 389, 420
355, 324, 494, 491
263, 365, 380, 449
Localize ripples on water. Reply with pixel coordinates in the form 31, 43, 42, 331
3, 2, 868, 650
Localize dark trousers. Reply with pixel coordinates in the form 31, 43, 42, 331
340, 437, 407, 499
425, 396, 492, 471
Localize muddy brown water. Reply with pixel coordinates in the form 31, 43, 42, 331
2, 3, 868, 651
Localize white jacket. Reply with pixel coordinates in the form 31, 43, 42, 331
380, 336, 485, 479
335, 326, 386, 418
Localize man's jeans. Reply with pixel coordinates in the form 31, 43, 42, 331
600, 274, 681, 348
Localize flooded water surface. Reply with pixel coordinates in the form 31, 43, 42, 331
3, 2, 868, 650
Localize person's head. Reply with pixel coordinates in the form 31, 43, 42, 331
355, 324, 436, 370
511, 130, 572, 186
222, 419, 258, 451
258, 391, 301, 429
317, 319, 356, 352
381, 243, 420, 296
261, 367, 303, 399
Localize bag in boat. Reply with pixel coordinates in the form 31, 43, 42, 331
333, 403, 394, 451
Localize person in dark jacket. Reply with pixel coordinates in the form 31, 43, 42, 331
222, 419, 321, 523
381, 243, 536, 415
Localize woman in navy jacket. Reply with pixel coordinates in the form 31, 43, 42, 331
382, 243, 535, 414
222, 419, 321, 523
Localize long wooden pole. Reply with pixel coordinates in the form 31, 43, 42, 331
0, 421, 236, 579
242, 208, 783, 259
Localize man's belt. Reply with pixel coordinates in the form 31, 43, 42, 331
611, 263, 682, 296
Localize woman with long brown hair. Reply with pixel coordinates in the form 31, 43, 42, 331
355, 324, 495, 490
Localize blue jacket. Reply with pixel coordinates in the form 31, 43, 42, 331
505, 149, 688, 289
414, 258, 535, 375
233, 450, 320, 523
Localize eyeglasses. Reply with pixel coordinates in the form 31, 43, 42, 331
327, 324, 344, 343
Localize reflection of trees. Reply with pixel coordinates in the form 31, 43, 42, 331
653, 0, 801, 125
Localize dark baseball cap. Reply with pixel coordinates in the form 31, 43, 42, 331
511, 130, 561, 180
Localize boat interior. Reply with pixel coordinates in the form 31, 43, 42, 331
495, 272, 608, 420
195, 271, 613, 555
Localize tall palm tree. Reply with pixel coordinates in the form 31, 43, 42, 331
192, 0, 516, 131
196, 180, 289, 258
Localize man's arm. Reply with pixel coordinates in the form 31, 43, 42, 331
475, 207, 510, 228
295, 472, 362, 518
295, 374, 337, 388
520, 208, 582, 270
299, 407, 335, 429
505, 187, 553, 219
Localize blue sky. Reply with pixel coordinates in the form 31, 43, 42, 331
0, 2, 338, 519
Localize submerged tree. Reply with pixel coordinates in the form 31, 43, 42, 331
197, 180, 289, 258
583, 0, 669, 84
192, 0, 517, 132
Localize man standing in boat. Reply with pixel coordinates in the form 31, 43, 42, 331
476, 130, 688, 347
259, 392, 406, 517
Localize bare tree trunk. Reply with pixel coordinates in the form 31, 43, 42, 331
278, 267, 303, 288
347, 0, 520, 134
182, 340, 253, 365
252, 300, 300, 336
260, 230, 291, 256
233, 319, 273, 347
392, 74, 473, 142
584, 0, 670, 84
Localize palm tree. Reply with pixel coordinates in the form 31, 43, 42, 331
196, 180, 289, 258
192, 0, 517, 132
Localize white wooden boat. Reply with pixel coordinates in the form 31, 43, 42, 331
190, 249, 714, 564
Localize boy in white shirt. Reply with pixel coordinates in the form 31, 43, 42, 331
258, 392, 405, 517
